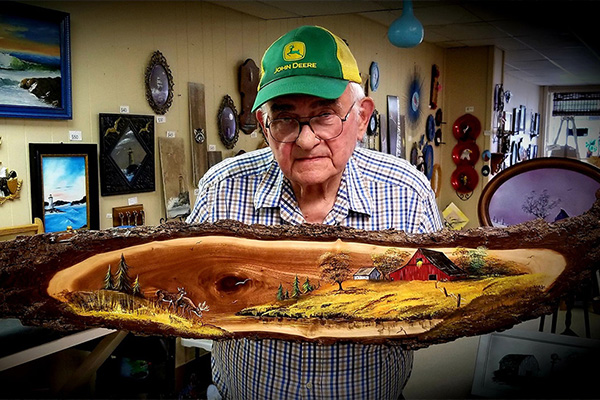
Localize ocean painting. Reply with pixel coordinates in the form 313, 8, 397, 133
42, 155, 89, 233
0, 8, 63, 109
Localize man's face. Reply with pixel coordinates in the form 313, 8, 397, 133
257, 85, 373, 190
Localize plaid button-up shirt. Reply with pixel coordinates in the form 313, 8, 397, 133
187, 146, 442, 399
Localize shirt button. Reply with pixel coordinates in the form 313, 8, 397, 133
306, 381, 313, 389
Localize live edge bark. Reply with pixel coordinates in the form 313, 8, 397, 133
0, 193, 599, 348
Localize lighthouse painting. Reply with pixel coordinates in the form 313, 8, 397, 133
41, 155, 90, 232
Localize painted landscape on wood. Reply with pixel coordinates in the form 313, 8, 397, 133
46, 238, 565, 342
1, 194, 598, 346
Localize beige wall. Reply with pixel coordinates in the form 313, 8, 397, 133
439, 46, 497, 229
1, 1, 446, 229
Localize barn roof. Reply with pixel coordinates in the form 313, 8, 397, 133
354, 267, 380, 276
418, 248, 465, 277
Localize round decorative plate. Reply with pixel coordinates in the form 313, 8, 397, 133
367, 109, 379, 136
434, 129, 443, 146
410, 143, 419, 166
451, 165, 479, 193
481, 165, 491, 177
452, 141, 480, 166
435, 108, 443, 126
426, 114, 435, 142
482, 149, 492, 162
423, 144, 434, 180
452, 114, 481, 141
369, 62, 380, 92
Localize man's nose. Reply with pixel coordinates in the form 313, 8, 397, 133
294, 123, 320, 149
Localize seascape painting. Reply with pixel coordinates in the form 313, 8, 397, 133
41, 155, 89, 233
0, 3, 71, 119
0, 12, 62, 108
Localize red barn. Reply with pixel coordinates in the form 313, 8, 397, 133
389, 248, 466, 281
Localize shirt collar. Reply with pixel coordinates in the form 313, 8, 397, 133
253, 150, 373, 223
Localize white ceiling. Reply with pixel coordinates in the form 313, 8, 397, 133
210, 0, 600, 87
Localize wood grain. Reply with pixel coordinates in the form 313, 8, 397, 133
1, 192, 598, 347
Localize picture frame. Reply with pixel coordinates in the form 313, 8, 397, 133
29, 143, 99, 233
144, 50, 174, 115
217, 94, 239, 149
478, 157, 600, 227
0, 3, 72, 119
471, 329, 599, 399
99, 113, 155, 196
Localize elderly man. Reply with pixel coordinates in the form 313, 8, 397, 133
187, 25, 442, 400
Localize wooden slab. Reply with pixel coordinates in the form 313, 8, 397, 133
188, 82, 208, 185
158, 137, 191, 219
1, 194, 599, 347
238, 59, 259, 134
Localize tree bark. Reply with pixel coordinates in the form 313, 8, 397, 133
0, 192, 599, 347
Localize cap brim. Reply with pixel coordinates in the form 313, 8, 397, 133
252, 75, 349, 112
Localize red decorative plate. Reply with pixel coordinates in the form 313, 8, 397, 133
452, 114, 481, 141
452, 141, 480, 166
451, 165, 479, 193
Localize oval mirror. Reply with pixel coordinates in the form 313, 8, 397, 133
145, 51, 174, 115
217, 95, 239, 149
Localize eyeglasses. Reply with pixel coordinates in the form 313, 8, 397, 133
265, 102, 355, 143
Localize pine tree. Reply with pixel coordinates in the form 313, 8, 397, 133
103, 264, 114, 290
276, 283, 284, 301
285, 290, 289, 300
292, 275, 301, 298
132, 275, 143, 298
114, 254, 133, 294
302, 277, 313, 293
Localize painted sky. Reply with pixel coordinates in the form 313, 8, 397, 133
489, 168, 600, 226
0, 14, 60, 59
42, 156, 87, 202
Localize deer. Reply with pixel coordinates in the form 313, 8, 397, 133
155, 287, 186, 312
177, 293, 209, 320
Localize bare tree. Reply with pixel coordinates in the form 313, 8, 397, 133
521, 190, 560, 220
319, 251, 351, 291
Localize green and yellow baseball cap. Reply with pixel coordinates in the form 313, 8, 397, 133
252, 25, 362, 112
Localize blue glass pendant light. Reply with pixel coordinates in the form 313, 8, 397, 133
388, 0, 424, 48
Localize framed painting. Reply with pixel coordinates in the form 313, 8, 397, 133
478, 157, 600, 227
0, 3, 72, 119
29, 143, 99, 233
99, 114, 155, 196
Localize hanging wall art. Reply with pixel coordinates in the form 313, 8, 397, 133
99, 114, 155, 196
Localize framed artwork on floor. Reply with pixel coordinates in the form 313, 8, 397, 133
0, 3, 72, 119
29, 143, 99, 233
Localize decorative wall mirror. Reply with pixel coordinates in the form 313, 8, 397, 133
145, 50, 174, 115
217, 95, 239, 149
99, 114, 155, 196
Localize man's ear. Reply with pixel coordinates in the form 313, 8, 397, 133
255, 109, 269, 144
356, 97, 375, 140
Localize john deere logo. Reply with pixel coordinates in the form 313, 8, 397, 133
283, 42, 305, 61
